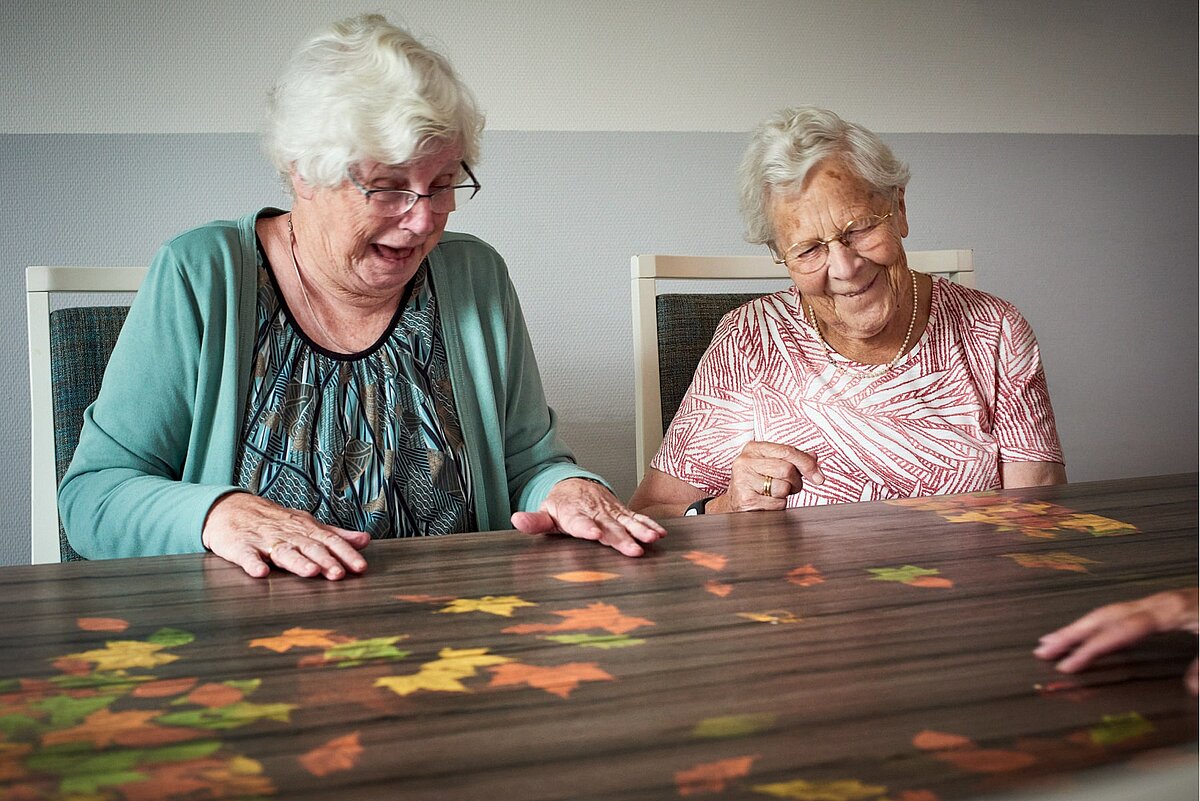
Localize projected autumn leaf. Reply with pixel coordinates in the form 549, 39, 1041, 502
437, 596, 537, 617
503, 603, 655, 636
867, 566, 953, 588
375, 647, 513, 697
912, 730, 974, 751
63, 640, 180, 672
300, 732, 363, 777
1001, 552, 1099, 573
684, 551, 728, 571
248, 627, 345, 653
753, 778, 889, 800
1086, 712, 1154, 745
933, 749, 1036, 773
542, 634, 645, 649
675, 755, 757, 795
786, 565, 824, 587
554, 571, 619, 583
704, 581, 733, 597
487, 662, 614, 698
41, 707, 201, 748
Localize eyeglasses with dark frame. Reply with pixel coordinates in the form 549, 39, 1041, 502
347, 162, 481, 216
770, 211, 894, 273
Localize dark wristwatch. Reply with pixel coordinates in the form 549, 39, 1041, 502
684, 497, 714, 516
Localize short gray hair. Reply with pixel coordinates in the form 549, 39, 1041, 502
738, 106, 910, 244
265, 14, 485, 187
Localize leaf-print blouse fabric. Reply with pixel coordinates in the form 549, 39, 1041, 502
652, 277, 1063, 505
235, 258, 473, 537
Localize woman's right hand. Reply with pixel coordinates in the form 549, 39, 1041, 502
708, 441, 824, 513
201, 492, 371, 580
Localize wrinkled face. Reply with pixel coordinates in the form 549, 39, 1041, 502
291, 142, 463, 299
768, 158, 909, 344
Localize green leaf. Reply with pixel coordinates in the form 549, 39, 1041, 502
542, 633, 645, 649
61, 769, 148, 794
30, 694, 117, 727
146, 628, 195, 648
0, 678, 20, 693
49, 672, 145, 691
26, 744, 143, 777
156, 701, 296, 730
1089, 712, 1155, 745
867, 565, 940, 583
0, 713, 42, 739
692, 713, 777, 739
324, 637, 409, 667
141, 739, 224, 764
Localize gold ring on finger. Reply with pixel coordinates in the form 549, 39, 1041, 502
762, 475, 773, 496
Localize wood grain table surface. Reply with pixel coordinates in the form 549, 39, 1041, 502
1, 475, 1196, 800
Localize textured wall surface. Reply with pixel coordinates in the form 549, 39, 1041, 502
2, 1, 1196, 565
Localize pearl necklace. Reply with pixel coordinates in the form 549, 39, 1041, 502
806, 268, 918, 376
287, 215, 355, 354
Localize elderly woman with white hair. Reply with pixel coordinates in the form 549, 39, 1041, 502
632, 107, 1066, 517
60, 14, 664, 577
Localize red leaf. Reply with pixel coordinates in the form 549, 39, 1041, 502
186, 683, 244, 708
487, 662, 614, 699
133, 677, 199, 698
299, 732, 364, 777
786, 564, 825, 587
76, 617, 129, 632
935, 749, 1036, 773
684, 551, 728, 571
912, 730, 974, 751
704, 581, 733, 598
675, 755, 757, 795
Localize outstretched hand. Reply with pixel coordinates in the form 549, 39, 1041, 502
511, 478, 666, 557
1034, 588, 1199, 694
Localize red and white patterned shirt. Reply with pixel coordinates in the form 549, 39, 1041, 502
652, 277, 1063, 505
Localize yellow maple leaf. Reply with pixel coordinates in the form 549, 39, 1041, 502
375, 648, 513, 697
248, 627, 342, 653
437, 596, 536, 617
753, 778, 889, 800
737, 610, 801, 624
64, 640, 179, 672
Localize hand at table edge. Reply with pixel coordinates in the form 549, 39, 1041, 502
511, 478, 666, 557
202, 491, 371, 580
1034, 587, 1199, 695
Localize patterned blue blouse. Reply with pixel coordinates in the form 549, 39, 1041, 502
234, 252, 475, 538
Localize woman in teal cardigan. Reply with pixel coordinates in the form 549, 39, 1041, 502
59, 14, 663, 579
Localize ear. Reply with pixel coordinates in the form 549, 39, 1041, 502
895, 187, 909, 238
289, 168, 317, 201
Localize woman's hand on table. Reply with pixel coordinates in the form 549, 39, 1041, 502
202, 492, 370, 580
511, 478, 666, 557
1035, 588, 1199, 694
707, 441, 824, 513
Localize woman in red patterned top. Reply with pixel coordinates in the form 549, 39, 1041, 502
631, 107, 1066, 518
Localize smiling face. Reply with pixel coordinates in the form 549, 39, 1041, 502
290, 141, 463, 301
768, 158, 910, 350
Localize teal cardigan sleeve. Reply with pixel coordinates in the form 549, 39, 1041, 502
58, 216, 259, 558
429, 233, 608, 529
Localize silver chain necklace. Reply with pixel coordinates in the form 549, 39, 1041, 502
806, 268, 919, 376
287, 214, 355, 353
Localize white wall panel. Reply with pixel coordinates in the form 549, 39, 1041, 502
2, 0, 1195, 135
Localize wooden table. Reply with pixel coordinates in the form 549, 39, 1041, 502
2, 475, 1196, 800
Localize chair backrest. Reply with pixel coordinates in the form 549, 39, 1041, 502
630, 250, 974, 481
27, 266, 148, 564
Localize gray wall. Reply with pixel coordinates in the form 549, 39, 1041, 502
2, 1, 1197, 565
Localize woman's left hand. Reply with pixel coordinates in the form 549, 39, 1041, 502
511, 478, 667, 557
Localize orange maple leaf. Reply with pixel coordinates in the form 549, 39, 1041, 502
487, 662, 614, 698
50, 658, 92, 676
76, 617, 130, 632
907, 576, 954, 588
675, 755, 757, 795
42, 708, 201, 748
299, 732, 364, 777
554, 571, 619, 583
186, 682, 245, 708
394, 593, 457, 603
934, 748, 1036, 773
684, 551, 728, 571
248, 627, 343, 653
912, 730, 974, 751
786, 564, 824, 587
503, 603, 655, 636
704, 581, 733, 598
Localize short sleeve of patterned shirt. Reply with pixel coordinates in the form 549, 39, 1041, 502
651, 277, 1063, 505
